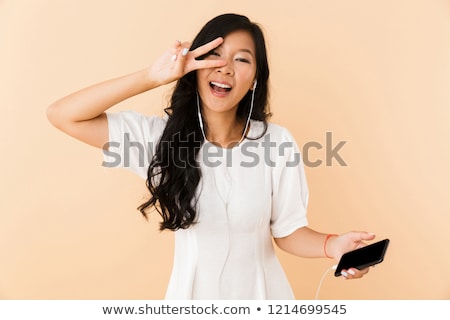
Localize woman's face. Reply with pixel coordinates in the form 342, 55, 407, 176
196, 30, 257, 117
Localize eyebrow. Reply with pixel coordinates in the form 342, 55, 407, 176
238, 48, 254, 56
213, 46, 255, 57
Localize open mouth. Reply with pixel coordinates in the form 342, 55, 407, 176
210, 81, 232, 93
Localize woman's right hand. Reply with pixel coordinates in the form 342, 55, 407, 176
148, 37, 227, 86
47, 38, 226, 150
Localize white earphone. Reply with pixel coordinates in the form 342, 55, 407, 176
252, 80, 257, 90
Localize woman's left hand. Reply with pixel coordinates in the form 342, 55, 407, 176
328, 231, 376, 279
339, 266, 371, 279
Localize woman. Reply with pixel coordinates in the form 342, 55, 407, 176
47, 13, 375, 299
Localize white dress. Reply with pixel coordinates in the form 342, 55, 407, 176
103, 110, 309, 299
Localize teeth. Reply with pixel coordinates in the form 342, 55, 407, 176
211, 81, 231, 89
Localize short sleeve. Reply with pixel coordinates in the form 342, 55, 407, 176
102, 110, 166, 179
270, 128, 309, 238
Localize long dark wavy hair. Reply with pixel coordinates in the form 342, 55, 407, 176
138, 13, 271, 231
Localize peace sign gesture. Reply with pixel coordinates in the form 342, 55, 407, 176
148, 37, 226, 86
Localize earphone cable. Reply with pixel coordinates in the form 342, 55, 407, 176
315, 265, 337, 300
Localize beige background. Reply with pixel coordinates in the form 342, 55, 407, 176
1, 0, 449, 300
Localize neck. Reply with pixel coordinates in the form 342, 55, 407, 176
202, 109, 245, 148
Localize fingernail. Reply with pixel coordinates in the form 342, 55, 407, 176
171, 54, 177, 61
341, 271, 348, 277
348, 269, 355, 275
182, 48, 189, 56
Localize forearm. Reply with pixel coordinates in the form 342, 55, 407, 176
47, 68, 157, 123
274, 227, 336, 259
274, 227, 377, 263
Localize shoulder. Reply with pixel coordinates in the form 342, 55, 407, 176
105, 110, 168, 147
249, 120, 297, 143
267, 122, 294, 139
106, 110, 167, 134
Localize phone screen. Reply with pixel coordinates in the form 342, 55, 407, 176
334, 239, 390, 277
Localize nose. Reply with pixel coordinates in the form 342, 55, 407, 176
215, 59, 234, 76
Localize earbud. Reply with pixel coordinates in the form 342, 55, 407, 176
252, 80, 257, 90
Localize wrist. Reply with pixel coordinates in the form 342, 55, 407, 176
324, 234, 339, 259
142, 67, 163, 89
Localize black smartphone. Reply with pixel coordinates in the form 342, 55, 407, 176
334, 239, 390, 277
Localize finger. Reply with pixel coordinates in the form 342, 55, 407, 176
190, 37, 224, 58
174, 47, 190, 63
359, 266, 371, 274
169, 40, 182, 53
352, 267, 369, 278
169, 40, 183, 60
341, 270, 349, 279
174, 40, 181, 47
192, 58, 227, 70
362, 232, 376, 241
358, 232, 376, 241
341, 267, 367, 280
